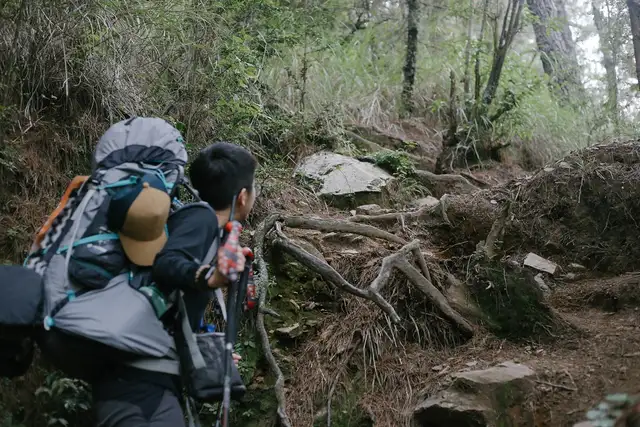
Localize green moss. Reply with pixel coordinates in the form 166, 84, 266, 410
312, 381, 373, 427
231, 250, 334, 423
468, 258, 557, 341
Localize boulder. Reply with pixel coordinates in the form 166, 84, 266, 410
413, 361, 535, 427
294, 152, 393, 206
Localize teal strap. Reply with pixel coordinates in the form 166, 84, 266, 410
98, 176, 138, 190
56, 233, 119, 254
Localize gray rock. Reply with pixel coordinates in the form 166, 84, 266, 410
294, 152, 393, 200
451, 361, 535, 395
414, 361, 535, 427
275, 323, 303, 339
523, 253, 558, 275
568, 263, 586, 271
414, 390, 489, 427
355, 204, 383, 215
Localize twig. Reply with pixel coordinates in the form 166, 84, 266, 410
535, 380, 577, 392
259, 307, 281, 318
253, 214, 292, 427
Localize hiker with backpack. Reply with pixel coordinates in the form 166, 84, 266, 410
91, 140, 258, 427
0, 117, 258, 427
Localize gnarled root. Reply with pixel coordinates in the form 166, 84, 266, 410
253, 214, 292, 427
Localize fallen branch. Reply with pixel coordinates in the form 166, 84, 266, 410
283, 216, 406, 245
253, 213, 292, 427
535, 380, 577, 392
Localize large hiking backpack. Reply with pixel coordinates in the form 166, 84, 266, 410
22, 116, 189, 380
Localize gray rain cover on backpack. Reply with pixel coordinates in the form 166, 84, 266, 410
26, 117, 188, 358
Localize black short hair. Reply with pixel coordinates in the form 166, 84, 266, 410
188, 142, 257, 210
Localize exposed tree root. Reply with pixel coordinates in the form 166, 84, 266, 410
251, 211, 476, 422
348, 195, 452, 226
282, 216, 406, 244
481, 201, 511, 259
272, 223, 401, 322
414, 169, 479, 197
459, 171, 491, 188
253, 213, 292, 427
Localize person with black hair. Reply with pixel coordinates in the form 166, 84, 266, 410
91, 142, 258, 427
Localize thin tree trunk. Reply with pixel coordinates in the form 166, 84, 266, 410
481, 0, 525, 108
628, 0, 640, 90
462, 0, 475, 98
401, 0, 419, 116
592, 0, 619, 128
472, 0, 490, 119
526, 0, 584, 104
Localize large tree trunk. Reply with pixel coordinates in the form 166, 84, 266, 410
401, 0, 419, 116
592, 0, 619, 128
628, 0, 640, 90
526, 0, 584, 104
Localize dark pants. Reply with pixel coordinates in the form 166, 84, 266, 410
92, 376, 185, 427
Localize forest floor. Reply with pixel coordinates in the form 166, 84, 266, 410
245, 135, 640, 427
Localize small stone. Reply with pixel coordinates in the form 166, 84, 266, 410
558, 161, 571, 169
490, 199, 498, 205
356, 204, 383, 215
275, 323, 303, 339
432, 364, 445, 372
534, 273, 550, 294
412, 196, 440, 209
544, 167, 555, 172
523, 253, 558, 275
568, 263, 586, 271
349, 210, 356, 216
564, 273, 578, 281
465, 361, 478, 367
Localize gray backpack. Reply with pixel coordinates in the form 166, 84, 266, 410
24, 117, 191, 380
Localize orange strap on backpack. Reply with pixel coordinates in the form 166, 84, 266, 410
31, 176, 89, 251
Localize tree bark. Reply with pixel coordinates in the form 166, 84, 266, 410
628, 0, 640, 90
526, 0, 584, 104
592, 0, 619, 128
401, 0, 419, 116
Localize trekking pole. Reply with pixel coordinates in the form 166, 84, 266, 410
218, 248, 254, 427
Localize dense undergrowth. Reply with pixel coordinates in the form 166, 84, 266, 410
1, 0, 640, 425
